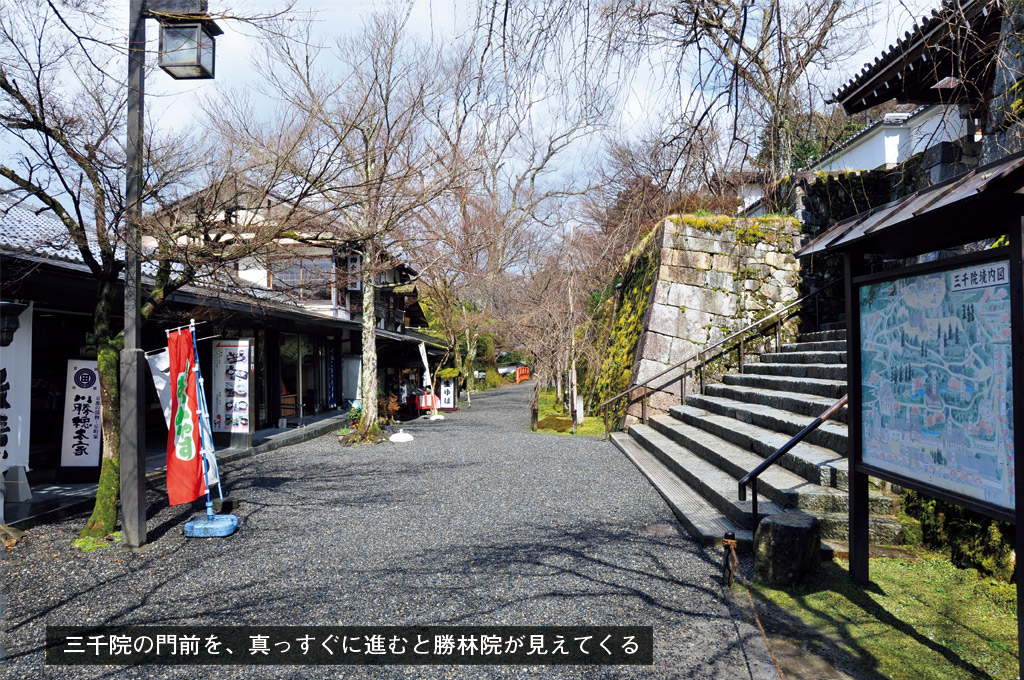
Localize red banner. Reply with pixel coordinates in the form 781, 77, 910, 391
166, 329, 206, 505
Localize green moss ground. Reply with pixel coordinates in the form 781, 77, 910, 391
748, 555, 1018, 680
534, 388, 606, 437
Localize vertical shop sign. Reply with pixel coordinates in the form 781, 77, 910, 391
60, 359, 102, 467
328, 345, 337, 409
212, 339, 252, 433
1, 302, 32, 470
439, 378, 455, 410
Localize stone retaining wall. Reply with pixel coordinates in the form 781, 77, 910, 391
630, 215, 801, 415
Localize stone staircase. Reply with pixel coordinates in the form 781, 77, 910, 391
610, 325, 902, 547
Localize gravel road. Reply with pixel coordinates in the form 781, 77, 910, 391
1, 382, 774, 679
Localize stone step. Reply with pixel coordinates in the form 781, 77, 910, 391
722, 373, 847, 400
628, 424, 780, 530
760, 350, 847, 365
743, 362, 847, 381
704, 383, 848, 424
669, 405, 849, 487
821, 320, 845, 332
781, 340, 847, 353
799, 329, 846, 343
684, 394, 849, 455
813, 511, 903, 544
648, 415, 850, 513
610, 433, 753, 547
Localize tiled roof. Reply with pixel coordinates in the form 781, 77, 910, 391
797, 149, 1024, 256
799, 105, 932, 171
830, 0, 998, 109
0, 195, 86, 263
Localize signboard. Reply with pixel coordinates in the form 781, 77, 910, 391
342, 356, 361, 404
1, 302, 32, 470
212, 339, 252, 434
327, 343, 337, 409
60, 359, 102, 467
439, 378, 455, 410
859, 257, 1014, 510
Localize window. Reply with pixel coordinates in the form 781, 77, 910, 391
271, 256, 334, 301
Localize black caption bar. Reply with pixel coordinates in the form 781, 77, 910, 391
46, 626, 653, 665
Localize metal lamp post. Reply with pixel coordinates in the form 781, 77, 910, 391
122, 0, 221, 548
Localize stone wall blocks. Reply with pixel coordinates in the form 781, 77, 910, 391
648, 303, 681, 335
711, 254, 739, 273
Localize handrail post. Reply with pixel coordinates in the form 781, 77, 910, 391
603, 406, 609, 440
738, 337, 745, 372
775, 319, 782, 353
698, 352, 705, 395
680, 368, 687, 405
750, 478, 758, 529
641, 386, 649, 425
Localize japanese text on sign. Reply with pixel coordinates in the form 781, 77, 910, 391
47, 626, 653, 665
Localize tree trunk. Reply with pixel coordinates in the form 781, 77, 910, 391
555, 351, 565, 407
81, 279, 121, 538
359, 249, 379, 435
463, 328, 478, 392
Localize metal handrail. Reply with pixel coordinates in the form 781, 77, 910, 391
738, 394, 848, 525
599, 278, 842, 435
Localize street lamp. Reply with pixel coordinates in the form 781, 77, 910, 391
157, 20, 222, 79
122, 0, 221, 549
0, 302, 27, 347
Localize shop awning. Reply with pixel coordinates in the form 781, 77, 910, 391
796, 151, 1024, 259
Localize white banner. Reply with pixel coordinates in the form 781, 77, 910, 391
419, 342, 432, 389
145, 349, 172, 428
211, 340, 251, 433
0, 302, 33, 471
60, 359, 102, 467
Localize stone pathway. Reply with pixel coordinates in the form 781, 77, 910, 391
1, 383, 776, 679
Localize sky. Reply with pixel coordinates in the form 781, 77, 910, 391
150, 0, 942, 133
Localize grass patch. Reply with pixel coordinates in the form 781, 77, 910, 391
72, 531, 121, 553
748, 555, 1017, 680
533, 388, 605, 437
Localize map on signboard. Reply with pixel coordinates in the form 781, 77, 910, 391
860, 259, 1014, 510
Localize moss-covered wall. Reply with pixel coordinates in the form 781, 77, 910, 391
634, 215, 802, 413
583, 225, 662, 425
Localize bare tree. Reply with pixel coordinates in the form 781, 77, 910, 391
0, 1, 308, 538
237, 10, 456, 435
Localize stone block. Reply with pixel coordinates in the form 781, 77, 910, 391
705, 270, 739, 292
711, 254, 739, 273
676, 267, 706, 287
678, 251, 713, 270
743, 279, 760, 292
648, 303, 681, 335
759, 283, 781, 301
670, 336, 702, 360
638, 331, 674, 362
754, 512, 821, 585
922, 140, 961, 169
652, 281, 675, 306
635, 358, 670, 384
705, 292, 739, 317
794, 209, 815, 225
772, 269, 800, 288
764, 251, 795, 269
681, 306, 714, 333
